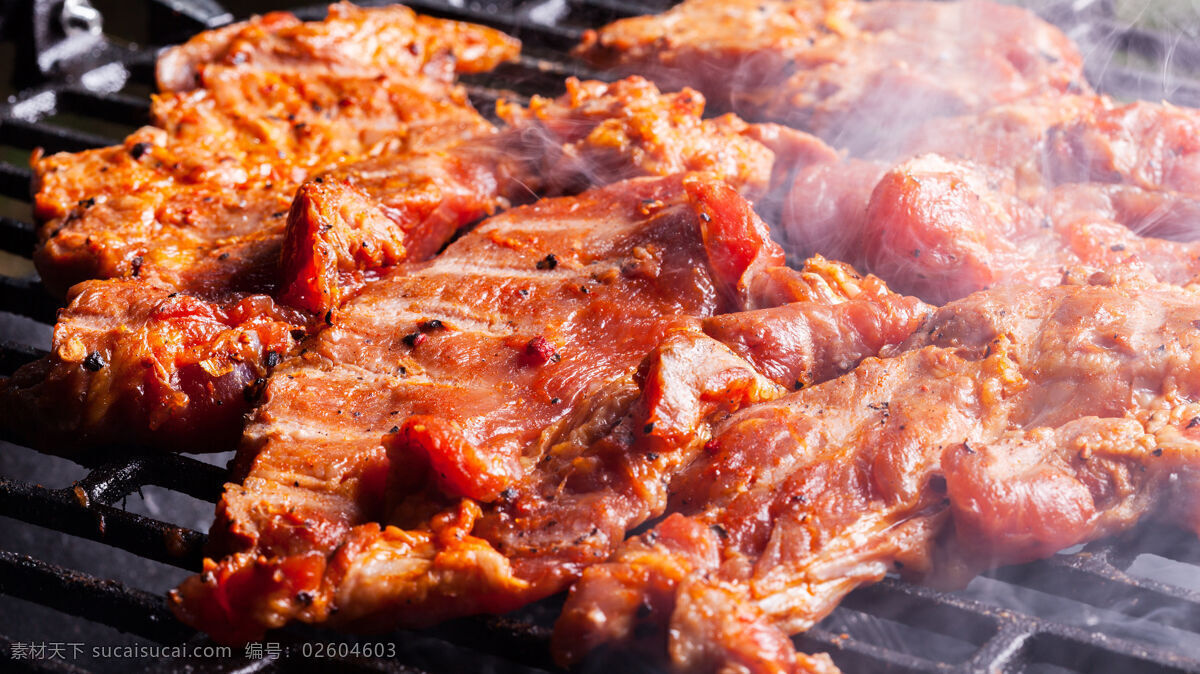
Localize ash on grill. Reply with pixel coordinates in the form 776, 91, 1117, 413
3, 0, 1200, 672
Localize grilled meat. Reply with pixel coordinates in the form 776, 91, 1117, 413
156, 1, 520, 92
494, 76, 836, 203
33, 68, 494, 297
576, 0, 1088, 155
0, 279, 304, 454
171, 175, 926, 645
781, 97, 1200, 303
555, 274, 1200, 672
4, 5, 516, 455
278, 76, 837, 314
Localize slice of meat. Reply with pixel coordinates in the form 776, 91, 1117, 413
495, 76, 836, 203
33, 70, 494, 297
703, 257, 930, 390
555, 276, 1200, 672
170, 175, 925, 647
277, 76, 838, 315
785, 154, 1200, 304
1045, 101, 1200, 194
0, 279, 305, 454
781, 158, 885, 262
858, 155, 1056, 303
8, 6, 516, 456
172, 174, 777, 642
575, 0, 854, 108
156, 2, 519, 92
780, 94, 1107, 272
156, 67, 494, 166
276, 147, 521, 314
892, 94, 1105, 170
577, 0, 1089, 155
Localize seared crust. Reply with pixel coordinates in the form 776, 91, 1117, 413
275, 76, 837, 315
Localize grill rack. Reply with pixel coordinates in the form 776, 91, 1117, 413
3, 0, 1200, 672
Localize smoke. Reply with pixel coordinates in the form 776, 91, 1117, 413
734, 0, 1200, 305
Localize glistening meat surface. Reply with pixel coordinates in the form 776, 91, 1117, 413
155, 1, 519, 92
782, 99, 1200, 303
3, 4, 516, 456
576, 0, 1088, 155
170, 175, 926, 650
276, 76, 837, 314
555, 275, 1200, 672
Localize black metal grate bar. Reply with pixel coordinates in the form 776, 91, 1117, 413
0, 276, 58, 324
0, 118, 120, 154
58, 89, 152, 128
0, 476, 207, 571
0, 165, 33, 202
0, 342, 47, 376
0, 217, 36, 258
0, 551, 194, 645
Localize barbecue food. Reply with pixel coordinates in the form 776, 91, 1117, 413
155, 1, 520, 93
171, 175, 926, 648
33, 2, 517, 298
278, 76, 837, 314
493, 76, 836, 203
2, 4, 517, 455
782, 98, 1200, 303
555, 274, 1200, 671
576, 0, 1089, 155
12, 0, 1200, 670
34, 54, 501, 297
0, 279, 304, 454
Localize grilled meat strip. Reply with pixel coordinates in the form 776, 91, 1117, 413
576, 0, 1088, 155
493, 76, 836, 204
34, 62, 495, 297
1, 279, 304, 454
277, 76, 837, 314
555, 274, 1200, 672
156, 1, 519, 93
3, 6, 516, 455
171, 175, 926, 646
782, 98, 1200, 303
858, 156, 1200, 303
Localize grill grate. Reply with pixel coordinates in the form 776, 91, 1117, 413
4, 1, 1200, 672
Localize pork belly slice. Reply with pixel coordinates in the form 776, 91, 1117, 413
276, 145, 522, 314
1045, 101, 1200, 194
784, 152, 1200, 304
170, 175, 925, 645
156, 1, 520, 93
0, 279, 305, 454
33, 70, 493, 296
7, 4, 514, 456
555, 276, 1200, 672
8, 77, 496, 455
576, 0, 1088, 155
495, 76, 836, 204
703, 256, 930, 390
277, 76, 839, 314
